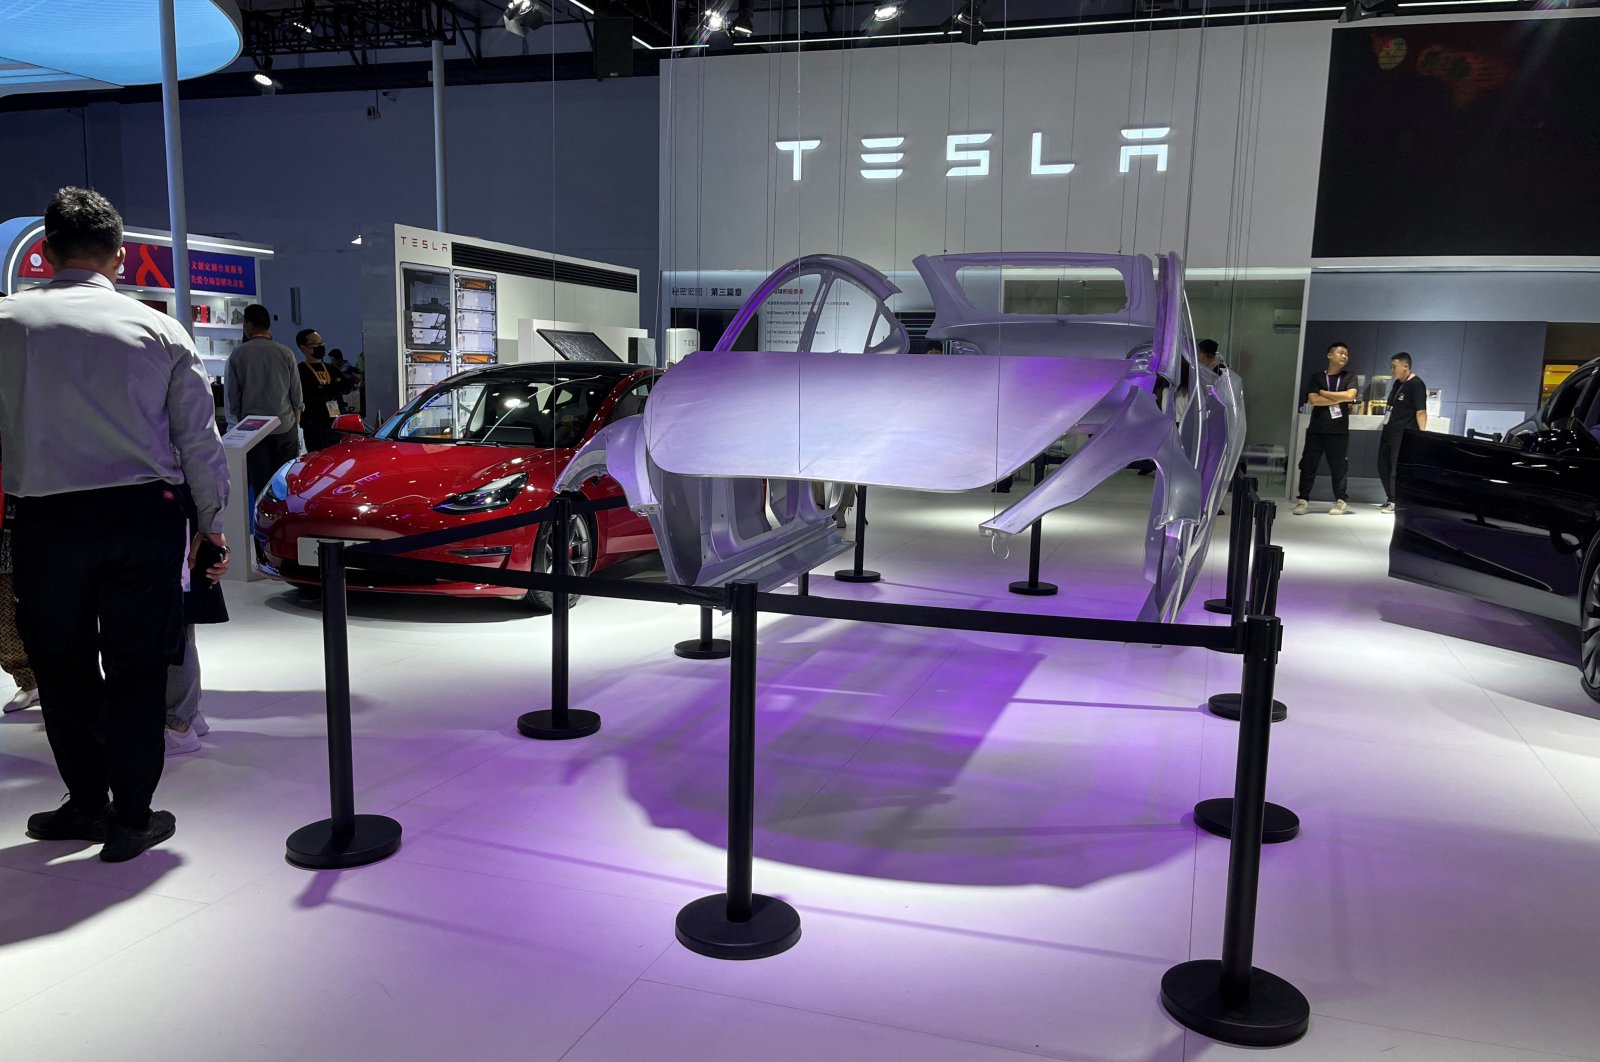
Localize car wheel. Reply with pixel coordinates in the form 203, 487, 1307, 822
523, 510, 593, 613
1583, 548, 1600, 703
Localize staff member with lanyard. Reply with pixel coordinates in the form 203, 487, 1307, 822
1378, 351, 1428, 514
1293, 341, 1359, 516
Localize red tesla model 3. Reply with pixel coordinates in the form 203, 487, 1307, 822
254, 361, 661, 609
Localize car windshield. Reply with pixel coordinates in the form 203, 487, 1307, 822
382, 372, 616, 449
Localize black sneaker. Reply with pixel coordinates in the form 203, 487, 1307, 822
27, 802, 111, 842
100, 810, 176, 863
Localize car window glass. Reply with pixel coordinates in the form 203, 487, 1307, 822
810, 277, 882, 353
394, 382, 485, 440
1546, 365, 1597, 425
609, 377, 655, 422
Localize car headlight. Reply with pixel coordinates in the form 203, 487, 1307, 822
263, 461, 293, 504
434, 473, 529, 514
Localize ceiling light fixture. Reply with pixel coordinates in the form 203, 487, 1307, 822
251, 55, 279, 92
503, 0, 549, 36
861, 1, 903, 35
704, 9, 729, 32
729, 1, 755, 36
943, 0, 985, 44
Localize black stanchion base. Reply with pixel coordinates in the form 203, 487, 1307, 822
1206, 693, 1288, 722
1160, 959, 1310, 1047
285, 814, 403, 870
676, 893, 802, 961
1009, 580, 1059, 597
1203, 597, 1232, 615
1193, 798, 1301, 844
517, 708, 602, 740
675, 638, 732, 660
834, 569, 882, 584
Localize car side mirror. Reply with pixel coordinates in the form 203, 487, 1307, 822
332, 413, 369, 435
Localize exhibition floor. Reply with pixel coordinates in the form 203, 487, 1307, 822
2, 476, 1599, 1061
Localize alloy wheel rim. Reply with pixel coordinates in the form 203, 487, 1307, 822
540, 516, 592, 576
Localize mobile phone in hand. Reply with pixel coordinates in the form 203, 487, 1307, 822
194, 538, 229, 583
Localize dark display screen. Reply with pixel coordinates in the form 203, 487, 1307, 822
537, 329, 622, 362
1312, 18, 1600, 259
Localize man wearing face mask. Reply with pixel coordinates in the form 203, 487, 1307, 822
295, 329, 348, 452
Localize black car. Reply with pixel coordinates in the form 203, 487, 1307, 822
1389, 357, 1600, 700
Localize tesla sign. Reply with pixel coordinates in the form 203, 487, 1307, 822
776, 127, 1171, 182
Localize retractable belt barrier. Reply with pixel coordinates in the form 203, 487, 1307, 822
291, 487, 1309, 1048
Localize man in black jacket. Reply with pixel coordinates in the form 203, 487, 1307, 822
1378, 351, 1428, 514
295, 329, 350, 451
1294, 341, 1359, 516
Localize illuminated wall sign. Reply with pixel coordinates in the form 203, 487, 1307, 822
946, 133, 992, 178
859, 137, 905, 180
1119, 127, 1170, 173
777, 127, 1174, 181
776, 139, 822, 180
18, 237, 258, 295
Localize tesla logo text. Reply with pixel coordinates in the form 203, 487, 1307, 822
776, 127, 1172, 181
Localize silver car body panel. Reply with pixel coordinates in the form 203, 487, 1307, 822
560, 250, 1246, 618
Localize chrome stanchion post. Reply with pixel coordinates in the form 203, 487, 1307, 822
519, 496, 601, 739
1162, 610, 1310, 1046
676, 581, 801, 959
286, 542, 403, 869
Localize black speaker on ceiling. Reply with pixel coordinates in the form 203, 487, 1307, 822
594, 17, 634, 79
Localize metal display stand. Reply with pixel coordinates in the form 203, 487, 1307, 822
674, 581, 803, 960
1009, 457, 1059, 597
674, 607, 731, 660
833, 485, 881, 584
285, 542, 404, 869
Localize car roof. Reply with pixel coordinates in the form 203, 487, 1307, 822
455, 360, 648, 384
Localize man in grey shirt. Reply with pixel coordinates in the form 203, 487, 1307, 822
226, 303, 302, 502
0, 187, 230, 861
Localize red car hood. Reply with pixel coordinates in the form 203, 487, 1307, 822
284, 438, 568, 515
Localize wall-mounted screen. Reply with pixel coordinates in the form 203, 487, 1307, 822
1312, 18, 1600, 258
537, 329, 622, 362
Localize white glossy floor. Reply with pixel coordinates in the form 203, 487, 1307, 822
3, 475, 1599, 1062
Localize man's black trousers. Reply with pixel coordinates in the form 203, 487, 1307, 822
1378, 427, 1413, 504
12, 483, 186, 828
1297, 431, 1350, 502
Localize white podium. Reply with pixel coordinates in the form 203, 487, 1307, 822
219, 415, 281, 583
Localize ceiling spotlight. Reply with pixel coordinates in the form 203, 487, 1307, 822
704, 9, 728, 31
861, 1, 902, 34
943, 0, 984, 45
1338, 0, 1399, 20
251, 56, 278, 91
729, 2, 754, 36
350, 234, 364, 246
503, 0, 549, 36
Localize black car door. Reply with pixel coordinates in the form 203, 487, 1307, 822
1391, 363, 1600, 622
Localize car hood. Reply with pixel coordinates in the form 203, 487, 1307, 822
284, 438, 568, 513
